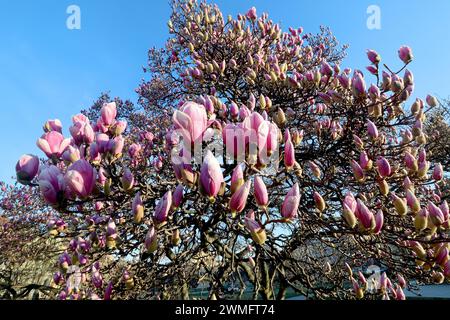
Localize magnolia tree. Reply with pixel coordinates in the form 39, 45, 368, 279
10, 0, 450, 300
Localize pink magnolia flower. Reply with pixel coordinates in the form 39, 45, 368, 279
374, 210, 384, 234
38, 165, 65, 205
281, 183, 301, 220
101, 102, 117, 126
246, 6, 257, 20
343, 192, 357, 213
128, 143, 142, 159
15, 154, 39, 184
200, 150, 224, 199
356, 199, 374, 229
112, 120, 127, 136
320, 61, 333, 76
366, 65, 378, 75
351, 72, 366, 97
229, 102, 239, 118
154, 190, 172, 223
367, 120, 379, 139
353, 134, 364, 149
145, 226, 158, 253
95, 117, 109, 133
398, 46, 413, 64
230, 180, 251, 215
366, 49, 381, 64
359, 151, 371, 170
72, 113, 88, 124
95, 133, 110, 154
376, 157, 392, 177
121, 168, 135, 191
37, 131, 71, 158
404, 69, 414, 86
245, 216, 266, 245
403, 176, 414, 191
69, 114, 95, 145
291, 129, 304, 146
110, 135, 125, 156
62, 145, 81, 164
284, 134, 296, 170
433, 163, 443, 181
395, 285, 406, 300
247, 93, 256, 110
382, 71, 392, 89
392, 193, 407, 216
173, 101, 208, 144
368, 84, 380, 100
436, 246, 449, 266
428, 201, 445, 226
43, 119, 63, 133
379, 272, 388, 291
94, 201, 104, 211
404, 152, 417, 171
309, 161, 322, 179
203, 95, 214, 114
172, 184, 184, 208
350, 160, 365, 181
97, 167, 107, 186
231, 164, 244, 194
266, 122, 279, 156
106, 219, 117, 240
314, 192, 326, 212
239, 105, 251, 120
418, 148, 427, 163
254, 176, 268, 209
64, 160, 97, 198
132, 192, 144, 223
406, 190, 420, 212
338, 74, 350, 89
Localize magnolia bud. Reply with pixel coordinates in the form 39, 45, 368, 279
392, 193, 407, 216
377, 179, 390, 196
351, 160, 365, 182
121, 168, 135, 192
274, 108, 286, 126
343, 204, 357, 228
426, 94, 438, 107
314, 192, 326, 213
367, 120, 379, 139
145, 226, 158, 253
398, 46, 413, 64
231, 164, 244, 195
406, 190, 420, 213
132, 192, 144, 224
230, 180, 251, 217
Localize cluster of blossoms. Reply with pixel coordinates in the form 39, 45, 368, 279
10, 0, 450, 300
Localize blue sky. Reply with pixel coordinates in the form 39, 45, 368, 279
1, 0, 449, 183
